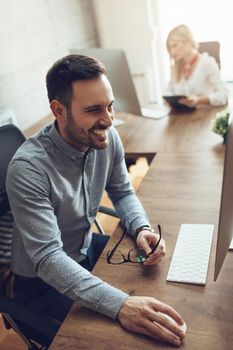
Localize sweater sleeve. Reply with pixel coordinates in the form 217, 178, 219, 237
206, 57, 229, 106
6, 159, 128, 319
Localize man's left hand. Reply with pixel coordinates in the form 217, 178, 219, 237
136, 230, 166, 266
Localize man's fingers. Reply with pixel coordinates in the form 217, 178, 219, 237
137, 235, 153, 256
143, 319, 182, 347
150, 243, 166, 257
136, 231, 166, 265
143, 240, 166, 265
117, 296, 185, 347
151, 302, 184, 326
143, 256, 162, 266
124, 318, 181, 347
153, 312, 186, 339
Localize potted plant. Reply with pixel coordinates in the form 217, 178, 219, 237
211, 110, 230, 143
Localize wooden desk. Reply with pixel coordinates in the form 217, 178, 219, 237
117, 106, 224, 156
25, 107, 223, 157
49, 106, 232, 349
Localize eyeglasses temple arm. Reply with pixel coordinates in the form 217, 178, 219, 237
146, 224, 162, 257
107, 228, 127, 261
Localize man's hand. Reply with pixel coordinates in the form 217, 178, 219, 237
136, 230, 166, 266
118, 296, 185, 347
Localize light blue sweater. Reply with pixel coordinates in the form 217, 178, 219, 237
6, 123, 150, 319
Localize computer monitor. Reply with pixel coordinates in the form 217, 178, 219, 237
214, 115, 233, 281
69, 48, 142, 115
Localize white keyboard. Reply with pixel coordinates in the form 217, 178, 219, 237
167, 224, 214, 285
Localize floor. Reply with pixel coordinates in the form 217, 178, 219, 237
0, 326, 26, 350
0, 157, 149, 350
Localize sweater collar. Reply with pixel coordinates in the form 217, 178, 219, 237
46, 122, 93, 161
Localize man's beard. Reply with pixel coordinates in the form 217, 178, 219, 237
64, 110, 109, 151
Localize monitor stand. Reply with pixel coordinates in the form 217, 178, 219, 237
141, 103, 170, 120
229, 236, 233, 250
112, 118, 125, 127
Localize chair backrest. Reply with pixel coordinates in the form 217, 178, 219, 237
0, 212, 13, 266
0, 124, 26, 216
199, 41, 221, 69
70, 48, 142, 116
0, 125, 62, 348
0, 124, 26, 297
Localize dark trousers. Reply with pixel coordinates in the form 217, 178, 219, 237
14, 233, 109, 323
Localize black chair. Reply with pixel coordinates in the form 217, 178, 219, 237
0, 124, 118, 349
0, 124, 60, 349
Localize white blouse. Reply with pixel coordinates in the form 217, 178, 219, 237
165, 52, 228, 106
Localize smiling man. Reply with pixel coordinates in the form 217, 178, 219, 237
6, 55, 185, 347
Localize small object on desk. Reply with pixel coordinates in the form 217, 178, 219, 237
113, 118, 125, 127
141, 103, 170, 119
136, 255, 146, 263
163, 95, 196, 111
167, 224, 214, 285
154, 312, 187, 336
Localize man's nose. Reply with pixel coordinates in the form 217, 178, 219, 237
102, 110, 113, 127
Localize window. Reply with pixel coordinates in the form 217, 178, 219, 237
157, 0, 233, 82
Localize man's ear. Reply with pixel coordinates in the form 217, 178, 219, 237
50, 100, 67, 124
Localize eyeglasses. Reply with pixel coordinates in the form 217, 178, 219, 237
107, 224, 162, 265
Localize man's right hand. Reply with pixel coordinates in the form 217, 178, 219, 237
117, 296, 186, 347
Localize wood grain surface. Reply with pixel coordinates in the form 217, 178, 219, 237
48, 106, 233, 349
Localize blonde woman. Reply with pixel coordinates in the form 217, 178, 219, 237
165, 24, 228, 107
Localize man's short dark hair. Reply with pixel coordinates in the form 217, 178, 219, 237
46, 54, 106, 109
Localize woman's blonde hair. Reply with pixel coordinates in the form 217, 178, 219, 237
166, 25, 198, 82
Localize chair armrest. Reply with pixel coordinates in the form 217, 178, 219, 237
99, 206, 118, 218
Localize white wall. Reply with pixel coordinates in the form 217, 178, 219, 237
93, 0, 152, 72
0, 0, 98, 130
92, 0, 160, 106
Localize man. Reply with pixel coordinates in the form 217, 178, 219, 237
6, 55, 185, 347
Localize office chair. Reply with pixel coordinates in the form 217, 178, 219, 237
199, 41, 221, 69
0, 124, 118, 349
0, 124, 61, 349
96, 205, 118, 235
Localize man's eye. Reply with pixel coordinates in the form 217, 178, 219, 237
88, 109, 101, 113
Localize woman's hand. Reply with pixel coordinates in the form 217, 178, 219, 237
179, 95, 209, 107
179, 95, 199, 107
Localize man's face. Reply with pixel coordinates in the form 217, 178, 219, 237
59, 75, 115, 152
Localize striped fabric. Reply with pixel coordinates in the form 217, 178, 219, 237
0, 211, 15, 298
0, 211, 13, 264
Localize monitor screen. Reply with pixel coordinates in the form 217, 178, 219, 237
214, 115, 233, 281
69, 48, 141, 116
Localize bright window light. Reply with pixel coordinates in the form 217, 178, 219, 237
157, 0, 233, 82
